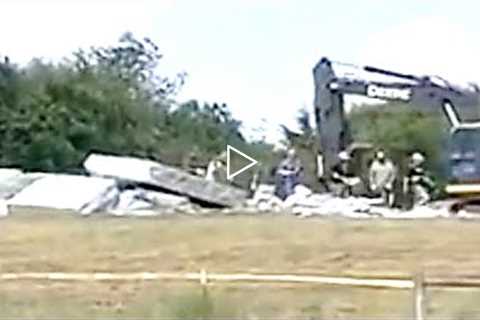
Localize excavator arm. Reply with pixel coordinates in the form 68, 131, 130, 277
313, 57, 480, 178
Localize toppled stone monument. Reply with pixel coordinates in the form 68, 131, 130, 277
8, 174, 117, 212
101, 188, 195, 217
83, 153, 248, 207
0, 170, 46, 200
0, 168, 22, 182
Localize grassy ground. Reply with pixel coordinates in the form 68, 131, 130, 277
2, 207, 480, 318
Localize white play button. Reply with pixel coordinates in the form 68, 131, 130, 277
226, 145, 259, 181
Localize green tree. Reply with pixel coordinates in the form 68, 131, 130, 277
0, 59, 162, 171
0, 33, 182, 171
72, 32, 186, 103
280, 108, 322, 189
349, 102, 449, 182
160, 100, 246, 165
0, 33, 269, 176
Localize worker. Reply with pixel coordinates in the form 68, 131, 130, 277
249, 171, 259, 195
369, 149, 397, 207
330, 150, 360, 198
205, 151, 228, 182
274, 148, 303, 200
405, 152, 435, 206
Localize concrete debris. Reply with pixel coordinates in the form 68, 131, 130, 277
248, 184, 455, 219
373, 206, 450, 219
246, 184, 283, 213
0, 199, 9, 217
8, 174, 117, 212
456, 211, 480, 219
0, 168, 22, 182
83, 153, 248, 207
248, 184, 374, 217
0, 154, 476, 220
0, 167, 464, 219
105, 189, 194, 217
1, 170, 199, 216
284, 185, 314, 208
0, 172, 47, 200
146, 190, 191, 208
116, 189, 160, 211
79, 183, 121, 215
293, 196, 374, 218
0, 152, 247, 217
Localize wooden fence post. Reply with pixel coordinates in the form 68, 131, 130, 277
200, 269, 208, 286
413, 272, 425, 320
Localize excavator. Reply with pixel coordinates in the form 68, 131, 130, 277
313, 57, 480, 209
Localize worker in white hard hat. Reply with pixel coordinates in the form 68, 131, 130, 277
411, 152, 425, 166
405, 151, 435, 206
338, 151, 350, 161
330, 150, 360, 198
369, 149, 397, 207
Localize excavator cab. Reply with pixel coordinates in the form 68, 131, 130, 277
446, 126, 480, 196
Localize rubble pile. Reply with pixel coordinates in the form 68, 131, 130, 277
0, 153, 247, 217
0, 152, 477, 220
84, 153, 247, 207
247, 184, 372, 218
8, 174, 117, 213
246, 184, 463, 220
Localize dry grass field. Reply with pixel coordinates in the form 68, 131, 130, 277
2, 207, 480, 318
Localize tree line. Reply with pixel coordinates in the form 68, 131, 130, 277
0, 33, 273, 173
0, 32, 445, 187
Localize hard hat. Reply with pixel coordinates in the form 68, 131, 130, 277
375, 150, 385, 159
411, 152, 425, 164
338, 151, 350, 161
287, 148, 296, 156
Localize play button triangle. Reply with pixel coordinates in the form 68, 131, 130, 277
226, 145, 259, 181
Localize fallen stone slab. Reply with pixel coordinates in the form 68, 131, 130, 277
0, 199, 8, 217
0, 172, 47, 199
8, 174, 117, 212
79, 183, 121, 215
0, 168, 22, 182
114, 189, 157, 211
83, 153, 248, 207
112, 189, 190, 211
107, 190, 196, 217
147, 191, 191, 208
80, 185, 195, 216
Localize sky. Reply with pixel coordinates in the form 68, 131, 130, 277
1, 0, 480, 143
